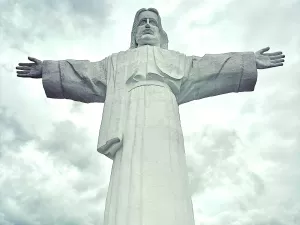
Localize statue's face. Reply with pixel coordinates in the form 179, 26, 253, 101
135, 11, 161, 47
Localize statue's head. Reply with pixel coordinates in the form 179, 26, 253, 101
130, 8, 169, 49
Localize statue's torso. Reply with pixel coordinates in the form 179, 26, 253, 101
98, 46, 188, 158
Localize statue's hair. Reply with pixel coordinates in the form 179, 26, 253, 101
130, 8, 169, 49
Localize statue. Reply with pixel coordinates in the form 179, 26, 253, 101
16, 8, 285, 225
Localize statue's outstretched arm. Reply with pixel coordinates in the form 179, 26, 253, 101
16, 56, 108, 103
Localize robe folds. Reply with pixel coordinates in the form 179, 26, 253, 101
42, 46, 257, 225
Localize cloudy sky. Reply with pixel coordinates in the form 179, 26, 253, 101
0, 0, 300, 224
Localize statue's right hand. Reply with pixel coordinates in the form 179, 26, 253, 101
16, 56, 43, 78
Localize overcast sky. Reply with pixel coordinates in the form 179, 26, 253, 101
0, 0, 300, 224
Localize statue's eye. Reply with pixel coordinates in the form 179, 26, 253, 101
149, 20, 158, 26
139, 19, 147, 26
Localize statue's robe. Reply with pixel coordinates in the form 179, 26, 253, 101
42, 45, 257, 225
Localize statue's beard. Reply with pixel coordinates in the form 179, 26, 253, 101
143, 29, 154, 35
141, 34, 155, 39
136, 34, 160, 46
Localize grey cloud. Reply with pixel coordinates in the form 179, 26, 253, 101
162, 0, 206, 30
70, 102, 84, 114
37, 120, 102, 172
186, 125, 266, 199
0, 78, 106, 224
0, 0, 112, 51
228, 0, 300, 46
0, 127, 107, 225
0, 107, 37, 153
185, 0, 300, 57
64, 0, 112, 17
192, 127, 240, 166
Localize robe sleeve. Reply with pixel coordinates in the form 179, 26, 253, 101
42, 57, 108, 103
176, 52, 258, 105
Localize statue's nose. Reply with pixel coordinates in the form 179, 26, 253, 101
145, 23, 150, 28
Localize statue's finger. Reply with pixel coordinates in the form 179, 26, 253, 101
271, 59, 285, 63
104, 138, 121, 149
259, 46, 270, 54
270, 55, 285, 60
17, 73, 31, 77
16, 66, 31, 70
17, 70, 29, 74
28, 56, 40, 63
270, 63, 283, 67
264, 51, 282, 56
97, 138, 122, 157
109, 138, 121, 144
19, 62, 35, 66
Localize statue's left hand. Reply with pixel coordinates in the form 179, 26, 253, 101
255, 47, 285, 69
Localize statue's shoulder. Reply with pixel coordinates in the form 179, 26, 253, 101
106, 49, 139, 65
109, 50, 124, 57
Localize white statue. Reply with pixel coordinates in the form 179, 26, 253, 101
16, 8, 285, 225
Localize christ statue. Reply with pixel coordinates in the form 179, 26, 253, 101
16, 8, 285, 225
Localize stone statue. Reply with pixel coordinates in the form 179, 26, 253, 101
16, 8, 285, 225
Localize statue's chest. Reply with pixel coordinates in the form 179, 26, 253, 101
115, 46, 185, 83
